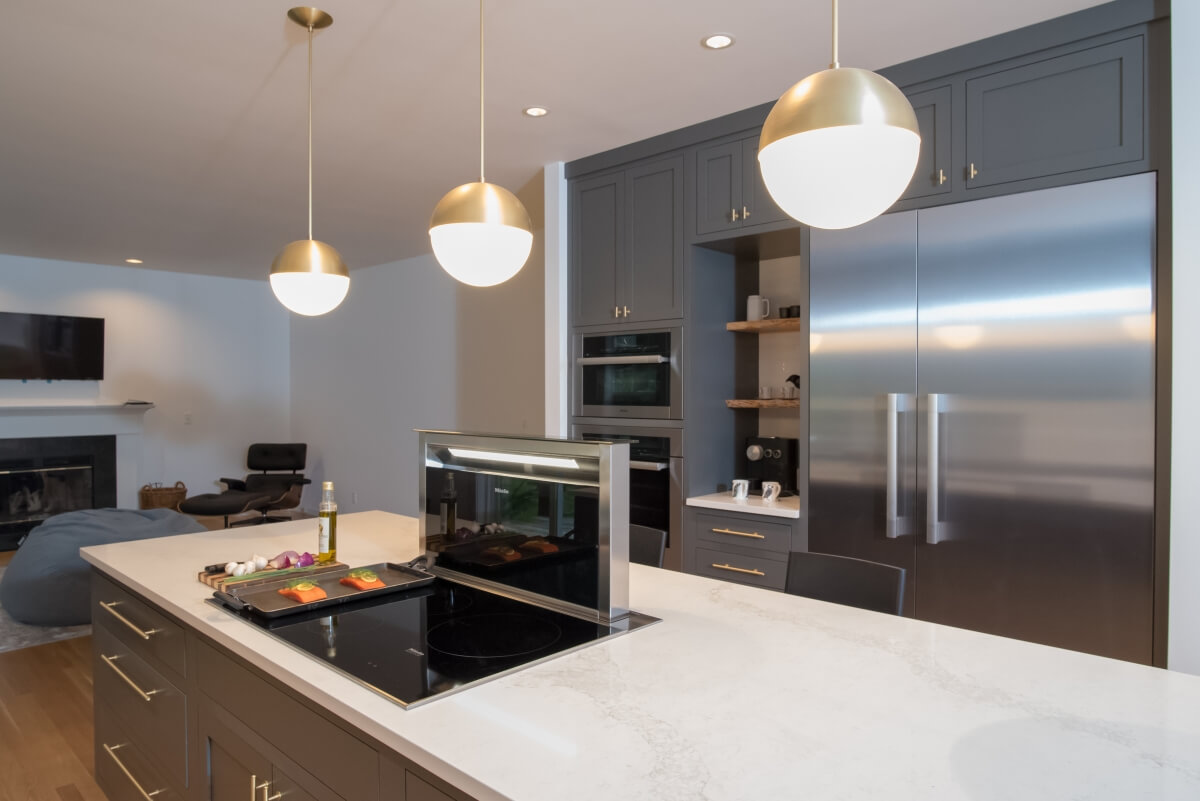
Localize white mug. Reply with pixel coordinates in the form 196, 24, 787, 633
732, 479, 750, 499
758, 386, 774, 400
762, 481, 782, 502
782, 383, 798, 399
747, 295, 770, 321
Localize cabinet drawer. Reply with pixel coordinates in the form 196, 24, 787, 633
695, 547, 787, 590
197, 641, 378, 801
694, 510, 792, 554
93, 625, 188, 789
96, 701, 184, 801
93, 573, 187, 679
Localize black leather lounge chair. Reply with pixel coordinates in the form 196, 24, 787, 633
178, 443, 310, 528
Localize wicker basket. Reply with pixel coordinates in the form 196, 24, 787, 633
139, 481, 187, 510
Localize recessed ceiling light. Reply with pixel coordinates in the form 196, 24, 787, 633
702, 33, 735, 50
523, 106, 549, 118
124, 258, 143, 264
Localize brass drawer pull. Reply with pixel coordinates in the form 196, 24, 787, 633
103, 743, 165, 801
711, 527, 765, 539
712, 562, 766, 577
100, 601, 161, 640
101, 654, 160, 702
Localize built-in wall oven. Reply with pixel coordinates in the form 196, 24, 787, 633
572, 422, 682, 572
573, 326, 682, 419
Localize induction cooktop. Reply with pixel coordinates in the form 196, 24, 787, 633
212, 578, 656, 708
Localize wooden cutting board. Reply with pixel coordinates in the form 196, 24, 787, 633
198, 561, 347, 592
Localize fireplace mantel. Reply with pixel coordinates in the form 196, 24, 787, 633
0, 402, 155, 508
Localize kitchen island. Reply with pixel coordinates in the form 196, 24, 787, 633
83, 511, 1200, 800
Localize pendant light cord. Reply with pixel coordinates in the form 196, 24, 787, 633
830, 0, 839, 69
307, 24, 314, 241
479, 0, 485, 183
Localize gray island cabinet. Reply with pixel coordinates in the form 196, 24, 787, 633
83, 511, 1200, 801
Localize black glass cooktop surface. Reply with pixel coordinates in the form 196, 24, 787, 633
223, 578, 632, 708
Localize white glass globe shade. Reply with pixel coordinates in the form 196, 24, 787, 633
759, 123, 920, 229
430, 221, 533, 287
269, 272, 350, 316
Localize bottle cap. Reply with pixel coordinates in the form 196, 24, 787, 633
322, 481, 334, 491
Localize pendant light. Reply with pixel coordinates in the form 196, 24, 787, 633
270, 7, 350, 316
429, 0, 533, 288
758, 0, 920, 230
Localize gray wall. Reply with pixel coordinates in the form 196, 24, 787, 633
289, 179, 546, 517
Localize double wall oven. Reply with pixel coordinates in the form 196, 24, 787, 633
573, 421, 682, 573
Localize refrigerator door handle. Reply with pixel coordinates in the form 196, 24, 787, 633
926, 393, 944, 544
885, 393, 909, 538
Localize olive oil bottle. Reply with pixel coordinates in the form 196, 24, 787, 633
318, 481, 337, 564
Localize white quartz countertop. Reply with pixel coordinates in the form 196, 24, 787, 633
686, 491, 801, 518
82, 511, 1200, 801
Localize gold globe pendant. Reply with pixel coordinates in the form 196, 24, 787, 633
758, 0, 920, 230
429, 182, 533, 287
270, 239, 350, 316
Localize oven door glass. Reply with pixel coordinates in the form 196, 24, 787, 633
579, 332, 672, 410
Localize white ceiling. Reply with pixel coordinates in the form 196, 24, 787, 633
0, 0, 1107, 279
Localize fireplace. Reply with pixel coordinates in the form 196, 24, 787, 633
0, 435, 116, 549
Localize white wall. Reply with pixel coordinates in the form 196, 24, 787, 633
1169, 4, 1200, 675
290, 182, 546, 518
0, 255, 292, 498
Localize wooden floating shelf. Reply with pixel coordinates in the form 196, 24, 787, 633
725, 399, 801, 409
725, 318, 802, 333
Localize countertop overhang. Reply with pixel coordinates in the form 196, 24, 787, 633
81, 511, 1200, 801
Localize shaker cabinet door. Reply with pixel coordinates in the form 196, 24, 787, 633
695, 141, 742, 235
741, 134, 788, 227
625, 155, 684, 322
899, 85, 953, 201
571, 171, 625, 326
964, 36, 1143, 189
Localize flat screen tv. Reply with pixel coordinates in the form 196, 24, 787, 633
0, 312, 105, 380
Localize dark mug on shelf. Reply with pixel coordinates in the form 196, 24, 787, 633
779, 307, 792, 318
788, 305, 802, 318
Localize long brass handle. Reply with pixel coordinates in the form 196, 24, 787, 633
623, 305, 630, 317
968, 163, 978, 180
730, 208, 739, 222
742, 204, 750, 220
101, 654, 159, 702
254, 776, 281, 801
711, 563, 765, 576
99, 601, 160, 640
937, 168, 947, 185
614, 306, 620, 318
711, 527, 765, 540
103, 743, 164, 801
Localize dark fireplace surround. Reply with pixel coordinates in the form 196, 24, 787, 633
0, 435, 116, 550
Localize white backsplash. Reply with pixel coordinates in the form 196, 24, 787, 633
757, 255, 804, 440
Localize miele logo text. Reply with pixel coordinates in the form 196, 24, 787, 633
494, 488, 510, 495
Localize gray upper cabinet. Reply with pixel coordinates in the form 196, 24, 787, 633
571, 154, 683, 326
900, 85, 953, 201
964, 36, 1143, 190
695, 135, 788, 237
626, 156, 684, 322
571, 171, 625, 326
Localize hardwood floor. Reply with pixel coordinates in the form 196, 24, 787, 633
0, 550, 14, 568
0, 636, 106, 801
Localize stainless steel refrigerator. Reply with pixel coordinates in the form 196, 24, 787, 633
808, 173, 1156, 663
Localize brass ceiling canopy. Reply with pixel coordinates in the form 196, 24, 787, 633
270, 6, 349, 317
286, 7, 333, 29
757, 0, 921, 230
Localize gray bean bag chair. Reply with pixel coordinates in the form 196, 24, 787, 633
0, 508, 205, 626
